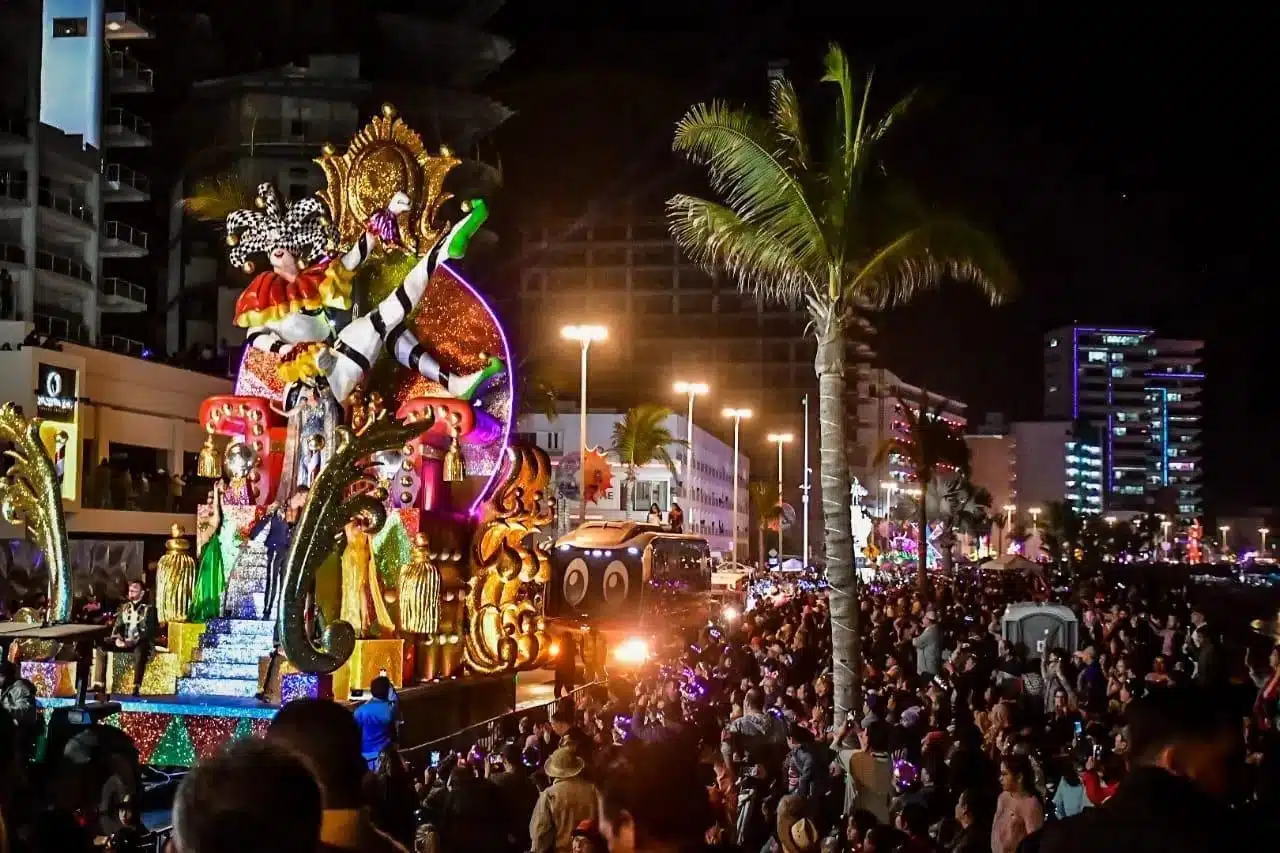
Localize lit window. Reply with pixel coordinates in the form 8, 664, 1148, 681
1048, 385, 1058, 393
1086, 351, 1107, 363
1110, 367, 1126, 378
1048, 338, 1059, 348
53, 17, 87, 37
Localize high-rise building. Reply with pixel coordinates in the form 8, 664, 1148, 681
164, 5, 512, 353
854, 367, 967, 492
1043, 325, 1203, 519
0, 1, 152, 349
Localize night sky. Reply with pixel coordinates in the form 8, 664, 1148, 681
478, 6, 1276, 515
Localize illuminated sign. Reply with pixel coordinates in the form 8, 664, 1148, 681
36, 363, 78, 421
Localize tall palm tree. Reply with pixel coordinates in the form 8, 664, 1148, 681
749, 480, 782, 567
873, 397, 971, 588
667, 44, 1014, 716
909, 474, 992, 574
608, 405, 685, 515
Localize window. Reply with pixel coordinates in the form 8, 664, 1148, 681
1086, 350, 1107, 363
53, 17, 88, 37
287, 183, 308, 202
1167, 392, 1182, 402
1110, 352, 1124, 362
289, 118, 307, 139
1048, 338, 1059, 348
1110, 367, 1127, 378
1048, 385, 1058, 393
288, 166, 309, 179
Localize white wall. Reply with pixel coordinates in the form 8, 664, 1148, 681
518, 410, 751, 558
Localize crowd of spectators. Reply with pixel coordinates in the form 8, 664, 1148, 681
0, 565, 1277, 853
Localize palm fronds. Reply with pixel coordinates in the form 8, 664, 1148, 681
182, 173, 256, 223
608, 405, 686, 480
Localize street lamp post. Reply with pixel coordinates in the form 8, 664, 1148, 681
723, 408, 752, 567
1219, 525, 1230, 555
881, 481, 898, 519
1261, 527, 1271, 554
1029, 506, 1042, 536
802, 394, 811, 568
561, 324, 608, 525
673, 381, 709, 521
1161, 519, 1172, 548
1001, 504, 1016, 555
767, 433, 794, 567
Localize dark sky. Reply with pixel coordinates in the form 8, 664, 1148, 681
479, 5, 1276, 513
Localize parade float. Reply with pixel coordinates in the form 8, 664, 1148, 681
3, 106, 555, 765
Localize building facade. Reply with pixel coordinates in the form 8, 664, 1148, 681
1006, 420, 1103, 518
853, 367, 968, 502
0, 1, 152, 350
0, 319, 231, 539
964, 414, 1015, 514
1043, 325, 1203, 519
516, 410, 750, 558
165, 5, 513, 355
516, 210, 874, 552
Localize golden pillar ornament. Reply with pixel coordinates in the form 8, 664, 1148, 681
156, 524, 197, 624
398, 533, 442, 634
443, 423, 465, 483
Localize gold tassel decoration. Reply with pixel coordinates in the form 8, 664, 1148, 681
398, 533, 441, 634
196, 426, 221, 479
156, 524, 197, 624
443, 425, 464, 482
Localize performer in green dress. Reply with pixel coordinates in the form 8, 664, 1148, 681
188, 481, 227, 622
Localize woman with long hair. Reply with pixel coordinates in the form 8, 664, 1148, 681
990, 754, 1042, 853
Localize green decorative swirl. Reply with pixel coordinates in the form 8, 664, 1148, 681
0, 404, 71, 624
279, 416, 429, 673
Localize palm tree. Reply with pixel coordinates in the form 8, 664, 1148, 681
608, 405, 685, 516
909, 475, 992, 573
667, 44, 1014, 716
749, 480, 782, 567
873, 398, 972, 588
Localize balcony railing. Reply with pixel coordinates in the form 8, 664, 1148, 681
104, 108, 152, 142
0, 243, 26, 265
109, 51, 154, 90
0, 171, 28, 202
0, 116, 28, 139
104, 334, 146, 356
102, 276, 146, 303
103, 163, 150, 196
102, 221, 149, 250
237, 117, 355, 147
35, 248, 94, 285
33, 313, 90, 344
38, 187, 95, 225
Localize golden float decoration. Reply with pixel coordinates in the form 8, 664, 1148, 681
398, 533, 442, 635
463, 444, 555, 674
0, 403, 71, 623
155, 524, 197, 624
315, 103, 461, 256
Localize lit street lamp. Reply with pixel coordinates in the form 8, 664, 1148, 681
673, 381, 710, 517
722, 407, 752, 567
561, 324, 607, 525
1261, 527, 1271, 554
1029, 506, 1041, 535
881, 481, 899, 518
767, 432, 794, 566
1219, 525, 1230, 554
1001, 504, 1016, 555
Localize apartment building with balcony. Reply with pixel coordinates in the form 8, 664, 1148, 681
853, 367, 968, 495
1043, 325, 1204, 519
0, 1, 152, 352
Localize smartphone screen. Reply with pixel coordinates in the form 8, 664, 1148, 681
1073, 720, 1083, 737
430, 751, 441, 767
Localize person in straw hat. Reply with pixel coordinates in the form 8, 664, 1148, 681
530, 747, 598, 853
774, 794, 821, 853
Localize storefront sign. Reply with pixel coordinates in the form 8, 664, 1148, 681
36, 363, 78, 421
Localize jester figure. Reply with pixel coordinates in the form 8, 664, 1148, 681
226, 183, 500, 407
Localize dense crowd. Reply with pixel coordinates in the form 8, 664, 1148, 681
1, 565, 1278, 853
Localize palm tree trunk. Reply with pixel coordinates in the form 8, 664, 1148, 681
918, 481, 929, 590
816, 319, 859, 721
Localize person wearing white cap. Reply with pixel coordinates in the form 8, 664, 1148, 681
530, 747, 598, 853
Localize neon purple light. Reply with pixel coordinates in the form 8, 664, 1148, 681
440, 260, 514, 514
1075, 327, 1154, 335
1144, 372, 1204, 380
